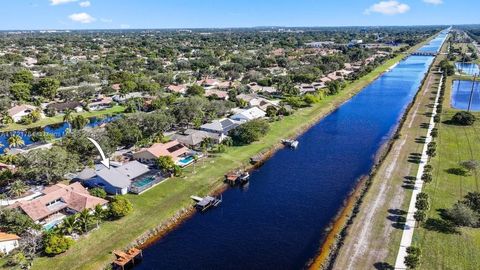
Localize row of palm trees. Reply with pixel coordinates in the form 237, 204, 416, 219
54, 205, 106, 236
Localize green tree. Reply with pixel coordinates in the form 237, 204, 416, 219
0, 208, 38, 235
415, 199, 430, 211
186, 84, 205, 96
451, 111, 476, 126
459, 160, 480, 175
229, 119, 270, 145
77, 209, 93, 233
89, 187, 107, 199
121, 81, 137, 93
19, 146, 79, 184
56, 215, 78, 235
7, 251, 29, 268
462, 192, 480, 213
36, 78, 60, 99
71, 115, 89, 130
63, 109, 74, 124
109, 196, 133, 218
44, 233, 74, 255
414, 210, 426, 226
8, 180, 28, 198
156, 156, 176, 173
8, 134, 25, 148
10, 82, 32, 101
446, 202, 478, 227
12, 69, 34, 84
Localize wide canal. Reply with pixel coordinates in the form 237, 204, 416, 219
136, 32, 448, 270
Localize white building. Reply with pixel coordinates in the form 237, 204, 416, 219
230, 107, 266, 122
7, 104, 41, 123
0, 232, 20, 255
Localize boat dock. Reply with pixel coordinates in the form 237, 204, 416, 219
112, 248, 143, 270
191, 195, 222, 211
225, 171, 250, 185
282, 139, 299, 149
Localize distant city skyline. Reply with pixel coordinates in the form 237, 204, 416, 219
0, 0, 478, 30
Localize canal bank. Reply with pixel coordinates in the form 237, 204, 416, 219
132, 33, 447, 270
30, 32, 444, 270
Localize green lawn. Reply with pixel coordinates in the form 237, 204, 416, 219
30, 53, 407, 270
0, 106, 126, 132
412, 77, 480, 270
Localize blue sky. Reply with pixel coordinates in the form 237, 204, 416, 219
0, 0, 478, 30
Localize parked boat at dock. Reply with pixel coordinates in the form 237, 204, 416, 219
190, 195, 222, 211
281, 139, 299, 149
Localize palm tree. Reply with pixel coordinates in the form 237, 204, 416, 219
63, 109, 74, 124
8, 134, 25, 148
93, 205, 105, 228
1, 113, 14, 125
77, 209, 93, 233
8, 180, 28, 198
57, 215, 78, 235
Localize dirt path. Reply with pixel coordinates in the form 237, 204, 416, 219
333, 73, 436, 270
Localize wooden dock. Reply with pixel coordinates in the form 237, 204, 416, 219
112, 248, 143, 270
191, 195, 222, 211
225, 171, 250, 185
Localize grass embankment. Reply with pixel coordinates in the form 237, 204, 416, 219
30, 52, 407, 270
412, 72, 480, 269
0, 106, 125, 132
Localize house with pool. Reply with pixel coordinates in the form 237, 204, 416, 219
10, 182, 108, 230
132, 140, 198, 167
76, 161, 163, 195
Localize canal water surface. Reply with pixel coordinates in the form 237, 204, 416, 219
135, 32, 447, 270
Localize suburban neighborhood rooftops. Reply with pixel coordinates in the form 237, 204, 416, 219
171, 129, 222, 146
96, 167, 131, 189
134, 141, 189, 160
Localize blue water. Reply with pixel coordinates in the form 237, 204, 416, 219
177, 155, 194, 166
0, 116, 120, 153
451, 80, 480, 111
455, 62, 480, 76
135, 32, 446, 270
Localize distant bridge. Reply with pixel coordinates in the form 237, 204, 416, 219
410, 51, 438, 56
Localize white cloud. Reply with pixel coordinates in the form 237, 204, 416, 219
50, 0, 78, 5
69, 12, 96, 24
364, 1, 410, 15
423, 0, 443, 5
79, 1, 91, 7
100, 18, 113, 23
120, 24, 131, 29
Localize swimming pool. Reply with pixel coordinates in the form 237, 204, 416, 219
455, 62, 479, 76
132, 176, 156, 188
451, 80, 480, 111
177, 155, 195, 167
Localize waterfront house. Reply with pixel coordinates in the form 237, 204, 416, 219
12, 182, 108, 229
133, 141, 189, 164
297, 84, 316, 94
230, 107, 266, 122
46, 101, 83, 113
200, 118, 239, 136
171, 129, 224, 148
76, 161, 160, 195
0, 232, 20, 255
7, 104, 41, 123
87, 96, 113, 111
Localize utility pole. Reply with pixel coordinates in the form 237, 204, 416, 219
467, 73, 477, 112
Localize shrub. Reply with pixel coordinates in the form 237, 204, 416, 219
109, 196, 133, 218
451, 111, 476, 126
229, 119, 269, 145
44, 234, 74, 255
416, 192, 429, 200
445, 202, 479, 227
430, 128, 438, 138
462, 192, 480, 213
89, 187, 107, 199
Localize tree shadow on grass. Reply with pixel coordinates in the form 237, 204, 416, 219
420, 122, 430, 129
373, 262, 394, 270
402, 176, 416, 189
423, 217, 460, 234
415, 136, 426, 144
408, 153, 422, 164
